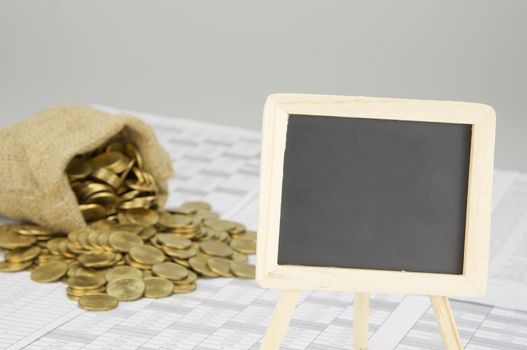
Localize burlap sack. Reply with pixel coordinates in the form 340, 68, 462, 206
0, 105, 173, 232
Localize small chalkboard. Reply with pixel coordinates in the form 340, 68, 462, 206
257, 94, 495, 296
277, 115, 471, 275
256, 94, 495, 350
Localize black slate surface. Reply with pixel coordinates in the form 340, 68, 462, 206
277, 114, 471, 274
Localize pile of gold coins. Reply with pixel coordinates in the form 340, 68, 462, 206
66, 136, 159, 221
0, 137, 256, 312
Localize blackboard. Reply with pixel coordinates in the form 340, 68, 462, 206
277, 114, 472, 275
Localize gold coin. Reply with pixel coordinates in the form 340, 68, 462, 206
65, 241, 85, 256
77, 229, 94, 249
89, 219, 115, 231
138, 227, 157, 241
118, 196, 156, 210
108, 231, 143, 252
170, 229, 199, 240
93, 269, 111, 279
106, 277, 145, 301
78, 294, 119, 311
230, 262, 256, 279
15, 225, 57, 236
0, 260, 33, 272
172, 283, 197, 294
141, 170, 156, 186
229, 238, 256, 254
231, 251, 248, 262
31, 261, 68, 283
35, 235, 54, 241
207, 257, 234, 277
229, 223, 246, 235
124, 254, 152, 270
119, 159, 136, 181
217, 231, 230, 242
67, 228, 83, 244
119, 190, 141, 202
149, 236, 163, 249
66, 157, 92, 180
129, 245, 165, 265
84, 191, 119, 207
79, 204, 107, 222
203, 219, 236, 232
68, 289, 106, 302
189, 254, 218, 277
67, 262, 82, 277
130, 166, 144, 182
67, 286, 105, 296
242, 230, 257, 240
199, 228, 216, 241
173, 258, 190, 268
121, 208, 159, 227
126, 143, 143, 168
115, 212, 129, 225
76, 182, 115, 201
106, 141, 126, 153
0, 230, 36, 249
131, 168, 156, 187
105, 265, 142, 282
90, 151, 129, 174
78, 251, 116, 268
158, 212, 192, 228
113, 224, 144, 234
143, 277, 174, 298
91, 167, 122, 189
38, 255, 69, 264
181, 201, 211, 211
173, 270, 197, 285
110, 253, 123, 264
194, 210, 219, 221
152, 262, 189, 281
97, 231, 112, 250
168, 207, 196, 216
87, 230, 102, 248
199, 241, 233, 258
67, 274, 106, 289
125, 179, 157, 192
162, 246, 197, 259
5, 246, 41, 263
156, 234, 192, 249
72, 231, 93, 250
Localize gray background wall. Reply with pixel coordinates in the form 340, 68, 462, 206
1, 1, 525, 171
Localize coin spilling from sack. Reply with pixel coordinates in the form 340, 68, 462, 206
66, 136, 160, 221
0, 138, 256, 312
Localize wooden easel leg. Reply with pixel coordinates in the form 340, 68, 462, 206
430, 296, 463, 350
353, 292, 369, 350
260, 289, 301, 350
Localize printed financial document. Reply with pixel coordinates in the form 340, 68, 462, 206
1, 107, 526, 349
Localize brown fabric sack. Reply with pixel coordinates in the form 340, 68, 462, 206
0, 105, 173, 232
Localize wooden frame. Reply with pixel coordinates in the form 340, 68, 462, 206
256, 93, 495, 297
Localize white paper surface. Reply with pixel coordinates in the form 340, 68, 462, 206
0, 107, 526, 349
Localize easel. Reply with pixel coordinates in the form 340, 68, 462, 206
256, 94, 495, 350
260, 291, 462, 350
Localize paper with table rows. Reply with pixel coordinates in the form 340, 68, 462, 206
1, 107, 526, 350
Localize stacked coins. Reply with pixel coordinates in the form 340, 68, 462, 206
67, 274, 106, 300
0, 137, 257, 312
